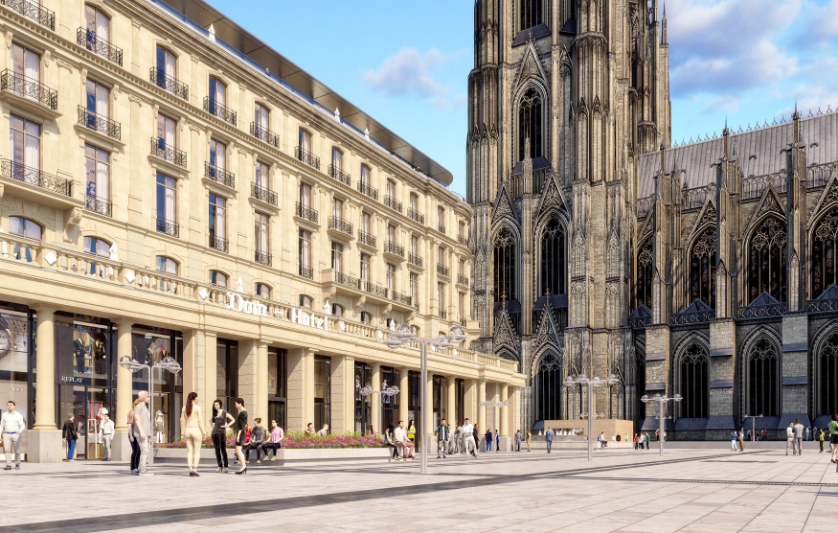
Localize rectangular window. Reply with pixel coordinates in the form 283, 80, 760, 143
156, 173, 176, 224
459, 258, 465, 275
331, 148, 342, 170
410, 273, 418, 300
156, 113, 175, 149
387, 224, 396, 243
156, 46, 175, 79
208, 76, 225, 106
459, 292, 464, 319
361, 212, 370, 234
299, 182, 311, 208
360, 164, 370, 185
438, 282, 445, 311
11, 43, 38, 90
438, 206, 444, 226
438, 246, 445, 267
86, 79, 108, 118
299, 128, 311, 152
85, 5, 109, 41
209, 194, 226, 241
361, 253, 370, 282
84, 144, 109, 205
10, 115, 40, 171
410, 193, 418, 211
333, 198, 343, 219
299, 229, 311, 268
386, 263, 395, 290
210, 139, 226, 170
411, 235, 419, 255
331, 242, 343, 273
386, 179, 395, 198
254, 103, 268, 130
255, 213, 269, 254
459, 221, 465, 236
255, 161, 268, 189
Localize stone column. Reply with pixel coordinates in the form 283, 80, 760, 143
204, 332, 217, 429
30, 306, 61, 462
464, 379, 476, 423
427, 372, 435, 453
286, 348, 307, 431
256, 342, 268, 421
399, 367, 409, 426
344, 355, 355, 433
501, 384, 510, 437
182, 329, 206, 416
447, 375, 456, 425
238, 340, 258, 422
330, 354, 349, 433
112, 319, 134, 461
371, 363, 381, 435
304, 349, 315, 427
477, 379, 486, 431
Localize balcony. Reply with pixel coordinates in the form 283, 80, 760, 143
149, 68, 188, 100
360, 279, 388, 298
458, 274, 469, 286
1, 159, 72, 200
0, 70, 58, 116
328, 164, 351, 186
384, 195, 402, 213
250, 123, 279, 148
438, 224, 446, 234
85, 195, 111, 217
460, 318, 468, 327
78, 106, 121, 141
254, 250, 272, 266
392, 291, 413, 307
408, 208, 424, 224
150, 138, 187, 169
203, 97, 237, 126
299, 265, 314, 279
359, 231, 377, 248
296, 146, 320, 170
358, 181, 378, 200
204, 162, 235, 188
295, 202, 319, 224
437, 264, 450, 278
458, 234, 468, 246
77, 28, 123, 66
327, 216, 354, 238
438, 309, 447, 319
251, 183, 278, 206
384, 241, 405, 261
1, 0, 55, 30
209, 234, 228, 253
155, 218, 179, 238
408, 253, 424, 268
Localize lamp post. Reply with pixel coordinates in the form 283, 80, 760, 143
479, 400, 510, 446
564, 373, 621, 461
358, 384, 401, 435
640, 393, 682, 457
386, 324, 466, 475
119, 355, 182, 465
744, 414, 764, 442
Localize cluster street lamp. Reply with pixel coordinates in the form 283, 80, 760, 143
359, 384, 401, 434
640, 393, 682, 456
744, 414, 764, 442
479, 400, 510, 444
564, 373, 621, 461
119, 355, 182, 464
386, 324, 467, 475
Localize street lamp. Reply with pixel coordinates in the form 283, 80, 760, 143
386, 324, 466, 474
119, 355, 182, 465
564, 373, 620, 461
640, 393, 682, 456
359, 384, 401, 436
744, 414, 764, 442
479, 399, 510, 447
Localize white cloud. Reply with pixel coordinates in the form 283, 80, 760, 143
365, 48, 465, 109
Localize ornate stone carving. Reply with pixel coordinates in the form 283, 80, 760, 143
64, 208, 83, 242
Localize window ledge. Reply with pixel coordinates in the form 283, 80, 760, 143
74, 123, 125, 150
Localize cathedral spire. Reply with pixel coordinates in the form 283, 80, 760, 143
662, 2, 668, 44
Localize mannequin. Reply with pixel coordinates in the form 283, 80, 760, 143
155, 410, 165, 443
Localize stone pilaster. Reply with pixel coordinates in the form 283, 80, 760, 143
238, 340, 258, 422
30, 306, 61, 463
708, 318, 736, 437
286, 348, 313, 431
370, 363, 381, 435
781, 312, 809, 426
112, 318, 134, 461
643, 324, 670, 421
398, 367, 409, 426
255, 342, 268, 421
447, 375, 456, 426
477, 379, 486, 430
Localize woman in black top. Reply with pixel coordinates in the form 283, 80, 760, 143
234, 398, 248, 474
211, 400, 235, 473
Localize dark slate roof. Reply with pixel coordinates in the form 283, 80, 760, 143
674, 417, 708, 431
743, 416, 781, 431
640, 418, 674, 431
778, 414, 812, 429
815, 284, 838, 300
638, 111, 838, 197
706, 415, 737, 430
512, 156, 551, 176
749, 291, 781, 307
814, 415, 833, 431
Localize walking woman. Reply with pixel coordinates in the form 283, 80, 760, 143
180, 392, 206, 477
526, 429, 532, 452
211, 400, 234, 473
128, 397, 141, 474
234, 398, 248, 474
829, 414, 838, 463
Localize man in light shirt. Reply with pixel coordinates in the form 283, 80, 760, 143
462, 418, 478, 458
99, 409, 115, 461
394, 420, 415, 459
133, 391, 152, 476
0, 401, 26, 470
793, 419, 805, 456
786, 422, 795, 456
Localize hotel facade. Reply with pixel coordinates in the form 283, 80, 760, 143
0, 0, 524, 461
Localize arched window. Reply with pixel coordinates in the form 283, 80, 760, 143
518, 88, 542, 161
493, 227, 517, 301
690, 227, 717, 308
360, 311, 371, 324
255, 282, 270, 299
299, 295, 313, 309
520, 0, 543, 31
331, 304, 344, 317
818, 332, 838, 417
748, 218, 787, 303
9, 216, 41, 263
541, 218, 566, 295
209, 270, 227, 287
745, 338, 779, 417
678, 343, 709, 418
534, 351, 561, 421
155, 256, 178, 275
636, 240, 653, 309
812, 206, 838, 297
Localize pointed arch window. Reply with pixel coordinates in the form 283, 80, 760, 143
534, 351, 561, 422
636, 239, 653, 309
690, 227, 717, 308
747, 217, 787, 303
818, 332, 838, 417
678, 343, 709, 418
745, 338, 779, 417
518, 88, 542, 161
812, 206, 838, 298
540, 217, 566, 295
493, 227, 517, 301
520, 0, 543, 32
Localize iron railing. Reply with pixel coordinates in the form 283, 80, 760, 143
0, 70, 57, 110
682, 185, 714, 211
408, 208, 424, 224
808, 163, 833, 189
438, 309, 447, 319
458, 234, 467, 245
78, 106, 121, 140
204, 162, 235, 188
360, 280, 388, 298
458, 274, 469, 286
296, 146, 320, 170
409, 253, 423, 267
250, 122, 279, 148
334, 271, 360, 288
150, 138, 187, 168
460, 318, 468, 327
438, 224, 446, 234
299, 265, 314, 279
742, 171, 787, 200
1, 0, 55, 30
359, 231, 377, 247
328, 216, 353, 236
77, 28, 122, 66
437, 264, 450, 277
384, 241, 404, 257
384, 195, 402, 212
251, 183, 278, 206
155, 218, 179, 238
149, 67, 188, 100
328, 164, 351, 185
254, 250, 272, 266
358, 181, 378, 200
209, 234, 228, 253
85, 195, 111, 217
295, 202, 319, 223
1, 159, 71, 197
203, 97, 237, 126
392, 291, 413, 306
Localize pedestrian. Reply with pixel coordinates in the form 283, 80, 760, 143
0, 401, 25, 471
394, 420, 415, 459
437, 418, 450, 458
495, 429, 500, 452
384, 424, 399, 461
785, 422, 795, 456
738, 429, 744, 452
180, 392, 206, 476
830, 414, 838, 463
515, 429, 522, 451
234, 397, 248, 474
545, 427, 554, 454
655, 428, 660, 441
746, 428, 752, 441
485, 428, 493, 452
526, 429, 532, 452
762, 428, 768, 441
317, 423, 329, 437
454, 424, 462, 454
211, 399, 234, 473
407, 421, 416, 447
820, 428, 826, 453
645, 432, 650, 450
473, 423, 480, 452
62, 414, 78, 461
268, 420, 284, 460
133, 391, 152, 476
304, 422, 314, 435
128, 397, 141, 474
792, 418, 804, 456
731, 430, 739, 451
245, 418, 267, 463
462, 418, 478, 457
99, 409, 114, 461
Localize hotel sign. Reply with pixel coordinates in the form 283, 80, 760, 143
224, 293, 333, 331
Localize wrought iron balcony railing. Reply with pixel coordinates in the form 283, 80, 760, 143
358, 181, 378, 200
251, 183, 277, 206
78, 106, 121, 141
150, 138, 187, 168
384, 195, 402, 213
204, 162, 235, 188
209, 234, 228, 253
149, 67, 188, 100
438, 224, 446, 234
203, 97, 237, 126
77, 28, 123, 66
296, 146, 320, 170
155, 218, 179, 238
408, 253, 423, 268
460, 318, 468, 327
254, 250, 272, 266
299, 265, 314, 279
458, 274, 469, 286
408, 208, 424, 224
1, 0, 55, 30
0, 70, 57, 111
392, 291, 413, 306
384, 241, 404, 257
1, 159, 71, 197
295, 202, 319, 223
250, 122, 279, 148
85, 195, 112, 217
334, 271, 360, 288
359, 231, 377, 247
360, 280, 388, 298
458, 234, 468, 246
328, 164, 351, 185
437, 264, 450, 277
328, 216, 353, 237
438, 309, 447, 319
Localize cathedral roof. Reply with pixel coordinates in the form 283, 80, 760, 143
638, 111, 838, 197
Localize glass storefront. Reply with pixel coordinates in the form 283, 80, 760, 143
216, 339, 238, 414
131, 326, 183, 445
0, 304, 31, 457
314, 355, 330, 432
267, 348, 286, 429
408, 370, 421, 451
381, 367, 400, 434
432, 375, 448, 431
354, 362, 371, 434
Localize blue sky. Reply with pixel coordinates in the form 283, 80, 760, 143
206, 0, 838, 197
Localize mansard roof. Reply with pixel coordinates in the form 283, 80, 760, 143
638, 111, 838, 197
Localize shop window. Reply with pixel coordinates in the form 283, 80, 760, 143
360, 311, 371, 324
331, 304, 344, 317
0, 307, 30, 433
255, 282, 271, 299
314, 355, 331, 432
267, 348, 287, 430
155, 256, 178, 275
210, 270, 227, 287
299, 295, 313, 309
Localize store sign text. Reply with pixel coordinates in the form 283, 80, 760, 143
226, 293, 269, 317
290, 308, 331, 330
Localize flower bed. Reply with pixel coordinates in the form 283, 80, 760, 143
160, 431, 384, 449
